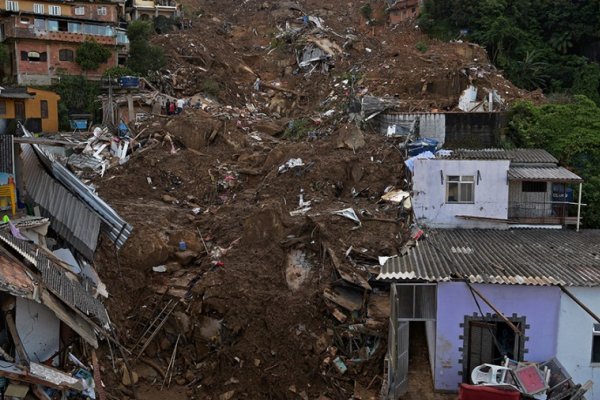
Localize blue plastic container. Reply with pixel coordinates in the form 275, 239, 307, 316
119, 76, 140, 88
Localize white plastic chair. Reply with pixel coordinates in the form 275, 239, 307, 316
471, 363, 512, 385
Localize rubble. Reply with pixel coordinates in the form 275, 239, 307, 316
20, 0, 552, 398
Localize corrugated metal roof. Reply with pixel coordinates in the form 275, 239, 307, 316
508, 167, 582, 183
21, 144, 101, 260
377, 229, 600, 286
20, 124, 132, 249
0, 229, 109, 326
441, 149, 558, 164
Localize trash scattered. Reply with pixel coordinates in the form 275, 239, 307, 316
331, 208, 361, 226
278, 158, 305, 174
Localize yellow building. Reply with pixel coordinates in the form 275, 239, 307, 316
0, 87, 60, 132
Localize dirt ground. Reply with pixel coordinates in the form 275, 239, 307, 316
90, 1, 538, 399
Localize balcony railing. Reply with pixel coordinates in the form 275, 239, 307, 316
508, 201, 581, 225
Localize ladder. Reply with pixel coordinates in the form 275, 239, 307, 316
130, 299, 179, 361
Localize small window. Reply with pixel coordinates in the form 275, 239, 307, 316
48, 5, 61, 15
97, 6, 107, 15
0, 101, 6, 115
40, 100, 48, 119
522, 181, 547, 193
19, 17, 29, 24
447, 175, 475, 204
5, 0, 19, 11
32, 3, 43, 13
73, 5, 85, 15
58, 48, 73, 61
592, 324, 600, 363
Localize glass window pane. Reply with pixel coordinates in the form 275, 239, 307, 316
460, 183, 474, 202
448, 176, 459, 181
47, 20, 58, 31
447, 182, 458, 202
462, 176, 474, 182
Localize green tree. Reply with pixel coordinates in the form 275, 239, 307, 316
418, 0, 600, 104
508, 96, 600, 227
75, 39, 111, 72
50, 75, 100, 129
126, 20, 166, 75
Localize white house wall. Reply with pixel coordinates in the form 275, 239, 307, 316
16, 297, 60, 364
412, 159, 510, 228
556, 287, 600, 400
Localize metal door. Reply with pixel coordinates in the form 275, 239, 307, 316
390, 321, 410, 398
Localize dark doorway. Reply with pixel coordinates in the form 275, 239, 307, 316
464, 317, 525, 381
14, 101, 25, 121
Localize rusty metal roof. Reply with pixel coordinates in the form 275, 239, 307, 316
0, 253, 34, 298
0, 229, 109, 326
508, 167, 582, 183
377, 229, 600, 286
441, 149, 558, 164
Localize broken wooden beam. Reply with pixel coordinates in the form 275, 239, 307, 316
5, 312, 29, 366
560, 286, 600, 325
467, 283, 523, 336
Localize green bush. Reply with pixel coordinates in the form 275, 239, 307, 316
282, 119, 312, 140
200, 79, 220, 97
508, 96, 600, 227
415, 42, 428, 53
76, 39, 111, 72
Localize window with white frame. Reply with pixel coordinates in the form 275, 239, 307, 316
446, 175, 475, 204
48, 5, 61, 15
33, 3, 43, 13
97, 6, 106, 15
5, 1, 19, 12
592, 324, 600, 363
73, 6, 85, 15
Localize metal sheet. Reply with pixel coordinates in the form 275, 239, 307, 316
0, 229, 109, 326
378, 229, 600, 286
508, 167, 582, 183
440, 149, 558, 164
19, 124, 132, 249
20, 144, 100, 259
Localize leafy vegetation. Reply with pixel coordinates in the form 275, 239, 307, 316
415, 41, 428, 53
126, 20, 166, 75
200, 78, 221, 97
102, 66, 135, 78
75, 39, 111, 72
418, 0, 600, 99
507, 96, 600, 227
282, 119, 312, 140
50, 75, 100, 129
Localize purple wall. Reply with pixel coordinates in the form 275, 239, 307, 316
434, 282, 560, 391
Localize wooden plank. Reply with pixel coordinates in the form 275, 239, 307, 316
323, 287, 363, 311
41, 290, 98, 348
326, 247, 371, 291
6, 312, 29, 366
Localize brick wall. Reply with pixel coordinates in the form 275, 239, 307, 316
16, 38, 117, 79
16, 41, 49, 75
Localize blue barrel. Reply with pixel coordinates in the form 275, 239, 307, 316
118, 76, 140, 88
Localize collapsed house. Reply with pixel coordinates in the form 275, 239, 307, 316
0, 125, 131, 398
